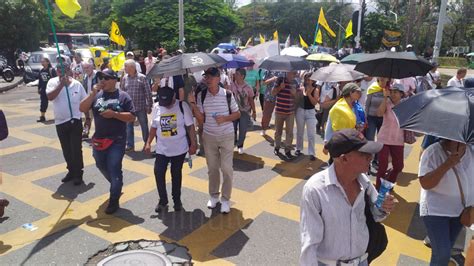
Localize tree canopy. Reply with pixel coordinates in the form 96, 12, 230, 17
0, 0, 48, 61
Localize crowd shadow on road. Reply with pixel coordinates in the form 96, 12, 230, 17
382, 190, 426, 240
0, 241, 12, 255
126, 150, 154, 162
52, 182, 96, 201
86, 199, 145, 233
232, 154, 265, 172
396, 172, 419, 187
19, 200, 92, 265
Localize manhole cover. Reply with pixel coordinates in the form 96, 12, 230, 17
87, 240, 193, 265
98, 250, 172, 266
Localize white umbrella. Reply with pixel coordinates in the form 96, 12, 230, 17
281, 47, 308, 57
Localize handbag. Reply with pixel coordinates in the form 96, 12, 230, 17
364, 191, 388, 263
451, 164, 474, 227
442, 146, 474, 226
403, 130, 416, 144
91, 137, 114, 151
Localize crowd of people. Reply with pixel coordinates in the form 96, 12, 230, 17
1, 46, 473, 265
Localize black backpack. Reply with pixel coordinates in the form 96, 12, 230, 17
200, 88, 233, 115
364, 191, 388, 263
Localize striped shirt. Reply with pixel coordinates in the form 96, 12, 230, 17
275, 80, 297, 115
197, 87, 239, 136
121, 73, 152, 111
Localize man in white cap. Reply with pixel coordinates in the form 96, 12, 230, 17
125, 51, 143, 74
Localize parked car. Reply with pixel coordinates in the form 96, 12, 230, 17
23, 51, 59, 83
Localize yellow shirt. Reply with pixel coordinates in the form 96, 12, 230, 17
329, 98, 356, 132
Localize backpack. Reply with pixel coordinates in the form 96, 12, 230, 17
200, 88, 233, 115
365, 190, 388, 263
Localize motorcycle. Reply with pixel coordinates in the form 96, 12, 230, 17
0, 56, 14, 82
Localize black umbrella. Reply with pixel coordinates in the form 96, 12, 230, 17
259, 55, 310, 72
147, 52, 225, 78
393, 87, 474, 144
354, 51, 432, 79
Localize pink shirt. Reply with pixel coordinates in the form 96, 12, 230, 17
230, 81, 254, 113
377, 100, 404, 146
144, 56, 157, 75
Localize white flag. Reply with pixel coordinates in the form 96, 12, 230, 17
285, 35, 291, 48
240, 40, 280, 67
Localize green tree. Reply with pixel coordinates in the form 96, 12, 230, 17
361, 12, 399, 52
112, 0, 242, 52
0, 0, 48, 61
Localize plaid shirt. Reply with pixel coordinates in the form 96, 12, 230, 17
121, 73, 152, 111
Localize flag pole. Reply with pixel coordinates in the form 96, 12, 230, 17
44, 0, 73, 119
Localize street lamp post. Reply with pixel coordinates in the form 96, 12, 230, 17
355, 0, 363, 49
178, 0, 184, 50
433, 0, 448, 62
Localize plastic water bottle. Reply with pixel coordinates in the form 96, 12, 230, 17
187, 154, 193, 169
375, 179, 394, 209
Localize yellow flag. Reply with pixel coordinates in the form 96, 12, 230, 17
110, 21, 126, 46
316, 29, 323, 44
345, 20, 353, 39
56, 0, 81, 19
299, 34, 309, 49
273, 30, 278, 40
110, 52, 125, 72
318, 7, 336, 38
259, 34, 265, 44
245, 37, 252, 47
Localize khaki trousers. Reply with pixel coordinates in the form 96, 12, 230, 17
274, 113, 295, 153
202, 132, 234, 201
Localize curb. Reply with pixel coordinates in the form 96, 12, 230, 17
0, 78, 24, 93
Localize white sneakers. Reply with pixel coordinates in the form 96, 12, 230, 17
260, 130, 266, 136
220, 200, 230, 214
238, 147, 244, 154
207, 197, 231, 214
207, 197, 219, 209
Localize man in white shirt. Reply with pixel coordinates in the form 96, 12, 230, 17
426, 63, 441, 90
46, 62, 87, 185
447, 67, 467, 88
125, 51, 142, 74
300, 129, 396, 266
188, 67, 240, 214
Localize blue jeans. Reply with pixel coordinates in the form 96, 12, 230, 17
423, 215, 463, 266
126, 110, 149, 149
296, 108, 317, 156
93, 141, 126, 201
233, 111, 251, 148
365, 115, 383, 141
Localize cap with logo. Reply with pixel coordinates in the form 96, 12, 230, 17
157, 86, 175, 106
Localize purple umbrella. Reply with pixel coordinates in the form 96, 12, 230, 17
218, 54, 253, 68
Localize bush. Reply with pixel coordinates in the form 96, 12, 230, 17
437, 57, 468, 68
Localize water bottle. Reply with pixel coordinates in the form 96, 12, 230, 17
187, 154, 193, 169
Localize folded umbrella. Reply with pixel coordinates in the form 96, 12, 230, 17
218, 53, 253, 68
393, 87, 474, 144
306, 53, 338, 63
310, 63, 365, 82
355, 51, 432, 79
259, 55, 310, 72
147, 52, 225, 78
